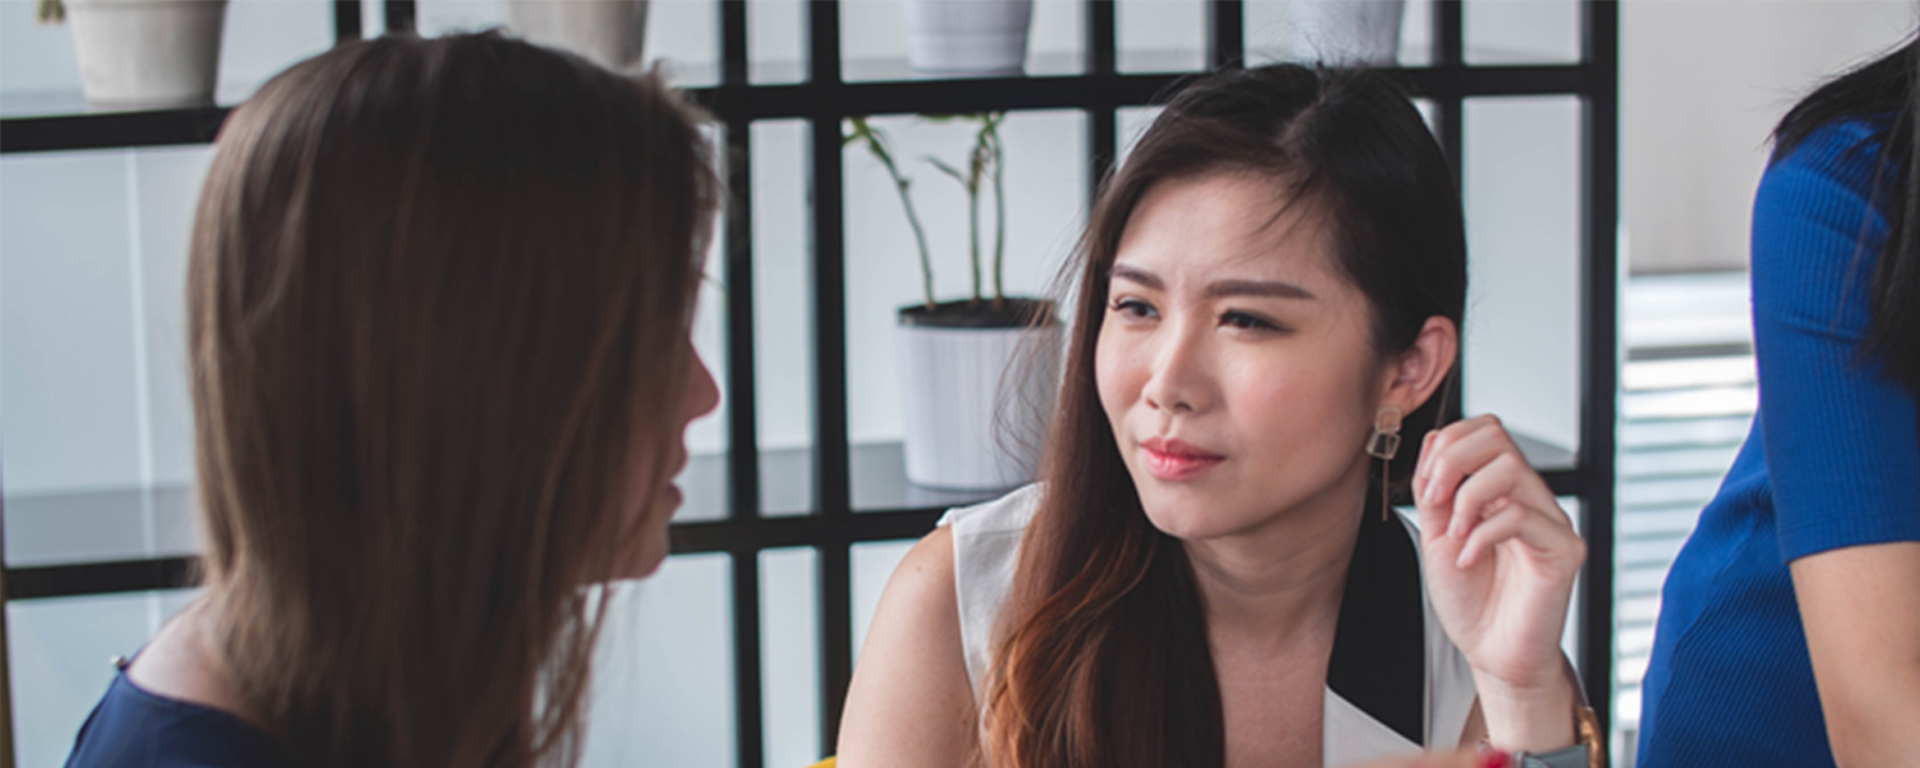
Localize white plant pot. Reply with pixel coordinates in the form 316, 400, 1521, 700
895, 317, 1061, 490
1281, 0, 1405, 66
65, 0, 227, 109
502, 0, 649, 73
901, 0, 1033, 77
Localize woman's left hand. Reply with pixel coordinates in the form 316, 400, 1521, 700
1412, 414, 1586, 751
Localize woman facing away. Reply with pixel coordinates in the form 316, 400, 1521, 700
1636, 36, 1920, 768
837, 65, 1599, 768
63, 33, 721, 768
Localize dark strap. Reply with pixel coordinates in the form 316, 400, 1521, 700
1326, 510, 1427, 745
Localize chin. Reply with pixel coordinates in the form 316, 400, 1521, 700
1134, 479, 1252, 541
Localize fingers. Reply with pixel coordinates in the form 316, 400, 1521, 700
1448, 451, 1565, 540
1416, 415, 1516, 511
1452, 499, 1583, 569
1413, 415, 1563, 543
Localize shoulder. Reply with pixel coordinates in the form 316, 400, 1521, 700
66, 674, 290, 768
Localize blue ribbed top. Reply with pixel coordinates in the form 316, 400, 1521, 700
1636, 119, 1920, 767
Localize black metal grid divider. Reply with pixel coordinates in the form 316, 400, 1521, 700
1579, 0, 1622, 736
0, 2, 1623, 763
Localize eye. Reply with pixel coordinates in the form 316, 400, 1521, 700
1111, 297, 1158, 320
1221, 310, 1283, 332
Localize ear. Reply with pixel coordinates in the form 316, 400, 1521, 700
1377, 315, 1458, 417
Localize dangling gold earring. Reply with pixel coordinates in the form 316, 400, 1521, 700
1367, 407, 1403, 521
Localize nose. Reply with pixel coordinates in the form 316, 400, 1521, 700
682, 343, 721, 426
1139, 320, 1215, 415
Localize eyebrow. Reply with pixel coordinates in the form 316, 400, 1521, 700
1109, 264, 1317, 301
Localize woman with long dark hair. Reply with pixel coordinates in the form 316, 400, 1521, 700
838, 65, 1598, 768
62, 33, 720, 768
1636, 37, 1920, 768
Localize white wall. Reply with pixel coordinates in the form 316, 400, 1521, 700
1623, 0, 1916, 274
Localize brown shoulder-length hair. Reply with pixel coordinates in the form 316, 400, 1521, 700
189, 33, 718, 768
982, 65, 1467, 768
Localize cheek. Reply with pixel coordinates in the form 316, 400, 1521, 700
1093, 327, 1139, 421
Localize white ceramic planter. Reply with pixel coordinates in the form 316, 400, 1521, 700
65, 0, 227, 108
895, 319, 1060, 490
502, 0, 649, 73
901, 0, 1033, 77
1281, 0, 1405, 66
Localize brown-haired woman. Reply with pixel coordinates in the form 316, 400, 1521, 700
62, 32, 719, 768
838, 66, 1597, 768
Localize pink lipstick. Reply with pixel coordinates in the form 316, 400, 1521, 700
1139, 437, 1225, 481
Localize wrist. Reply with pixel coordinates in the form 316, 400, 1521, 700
1474, 677, 1577, 753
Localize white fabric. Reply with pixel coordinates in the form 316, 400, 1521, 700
936, 484, 1479, 766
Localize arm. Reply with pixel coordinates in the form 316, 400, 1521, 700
1747, 128, 1920, 766
1791, 542, 1920, 767
835, 526, 979, 768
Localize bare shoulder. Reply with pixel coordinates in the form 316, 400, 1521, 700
836, 525, 977, 768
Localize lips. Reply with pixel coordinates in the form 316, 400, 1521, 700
1139, 437, 1225, 481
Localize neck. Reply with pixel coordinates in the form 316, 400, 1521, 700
1182, 462, 1370, 655
126, 591, 269, 732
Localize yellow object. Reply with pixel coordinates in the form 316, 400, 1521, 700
805, 759, 836, 768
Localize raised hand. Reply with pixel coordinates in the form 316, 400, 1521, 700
1412, 414, 1586, 752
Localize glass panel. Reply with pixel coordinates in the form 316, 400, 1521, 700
3, 146, 209, 567
760, 547, 822, 768
581, 554, 736, 767
839, 0, 1084, 82
842, 110, 1084, 511
1244, 0, 1433, 67
1460, 96, 1581, 470
416, 0, 719, 87
0, 0, 334, 118
676, 127, 733, 524
8, 589, 199, 768
748, 0, 806, 84
1116, 105, 1163, 172
849, 539, 915, 663
1464, 0, 1579, 66
1117, 0, 1203, 73
752, 119, 817, 517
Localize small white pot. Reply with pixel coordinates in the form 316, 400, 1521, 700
901, 0, 1033, 77
65, 0, 227, 109
1281, 0, 1405, 66
895, 315, 1060, 490
502, 0, 649, 73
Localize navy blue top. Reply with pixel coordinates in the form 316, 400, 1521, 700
1637, 119, 1920, 766
64, 669, 289, 768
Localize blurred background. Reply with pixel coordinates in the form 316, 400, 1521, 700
2, 1, 1914, 766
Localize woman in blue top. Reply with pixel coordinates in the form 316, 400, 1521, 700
62, 33, 722, 768
1637, 36, 1920, 768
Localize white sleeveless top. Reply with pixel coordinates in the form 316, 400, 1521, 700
937, 484, 1479, 767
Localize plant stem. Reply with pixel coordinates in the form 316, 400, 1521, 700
990, 116, 1007, 310
850, 117, 937, 310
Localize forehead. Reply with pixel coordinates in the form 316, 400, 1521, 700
1112, 172, 1340, 286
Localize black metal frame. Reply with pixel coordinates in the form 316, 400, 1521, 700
0, 3, 1621, 765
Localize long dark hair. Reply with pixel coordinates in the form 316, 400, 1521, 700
1773, 36, 1920, 396
982, 65, 1467, 768
191, 33, 717, 768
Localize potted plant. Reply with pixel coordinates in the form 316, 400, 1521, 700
500, 0, 648, 73
847, 114, 1062, 491
37, 0, 228, 108
1281, 0, 1405, 66
900, 0, 1032, 77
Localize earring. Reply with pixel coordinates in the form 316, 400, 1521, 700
1366, 407, 1403, 460
1367, 408, 1403, 522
